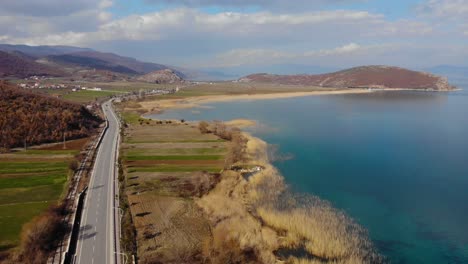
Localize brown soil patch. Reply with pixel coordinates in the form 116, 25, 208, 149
0, 157, 72, 163
125, 142, 226, 149
36, 137, 90, 150
127, 160, 222, 166
128, 193, 211, 263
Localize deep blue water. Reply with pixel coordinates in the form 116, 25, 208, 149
149, 88, 468, 264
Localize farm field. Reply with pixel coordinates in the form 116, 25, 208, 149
120, 112, 228, 263
0, 138, 87, 252
40, 81, 181, 103
145, 81, 331, 100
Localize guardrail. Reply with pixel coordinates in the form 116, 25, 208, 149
48, 108, 109, 264
63, 186, 87, 264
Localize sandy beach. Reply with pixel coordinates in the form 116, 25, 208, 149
139, 89, 371, 114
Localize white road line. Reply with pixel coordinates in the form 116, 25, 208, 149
77, 145, 99, 263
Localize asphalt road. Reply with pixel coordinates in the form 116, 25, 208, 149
76, 101, 121, 264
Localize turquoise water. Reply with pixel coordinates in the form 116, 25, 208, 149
149, 88, 468, 263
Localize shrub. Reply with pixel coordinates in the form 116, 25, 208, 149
198, 121, 210, 134
6, 204, 68, 264
68, 160, 79, 172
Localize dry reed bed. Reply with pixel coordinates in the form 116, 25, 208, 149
197, 133, 383, 264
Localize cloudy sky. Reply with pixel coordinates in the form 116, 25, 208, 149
1, 0, 468, 70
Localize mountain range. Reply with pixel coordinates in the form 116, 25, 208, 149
0, 44, 185, 82
0, 44, 463, 88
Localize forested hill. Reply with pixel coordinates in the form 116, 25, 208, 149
0, 81, 102, 150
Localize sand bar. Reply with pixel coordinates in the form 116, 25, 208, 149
139, 89, 371, 113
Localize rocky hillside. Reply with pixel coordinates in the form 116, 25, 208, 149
0, 51, 66, 78
240, 66, 454, 90
136, 69, 184, 84
0, 81, 102, 150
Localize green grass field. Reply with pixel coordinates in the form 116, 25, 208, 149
0, 148, 76, 251
121, 113, 228, 180
62, 90, 122, 103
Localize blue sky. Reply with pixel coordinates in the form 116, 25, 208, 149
0, 0, 467, 70
109, 0, 422, 19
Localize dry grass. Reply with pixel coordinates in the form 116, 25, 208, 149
197, 134, 383, 264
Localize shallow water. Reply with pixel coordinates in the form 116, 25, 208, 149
149, 88, 468, 263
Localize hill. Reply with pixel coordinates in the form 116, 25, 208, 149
0, 51, 66, 78
135, 69, 184, 83
0, 44, 184, 80
0, 44, 91, 58
0, 81, 102, 150
43, 53, 139, 75
65, 51, 171, 74
240, 65, 454, 90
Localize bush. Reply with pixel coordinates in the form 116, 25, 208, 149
68, 160, 79, 172
198, 121, 210, 134
6, 204, 68, 264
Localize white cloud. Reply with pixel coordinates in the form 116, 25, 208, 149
91, 8, 426, 44
144, 0, 363, 12
417, 0, 468, 19
0, 0, 109, 17
0, 4, 465, 68
212, 43, 400, 67
98, 12, 113, 22
99, 0, 114, 9
417, 0, 468, 36
1, 32, 88, 46
305, 43, 362, 56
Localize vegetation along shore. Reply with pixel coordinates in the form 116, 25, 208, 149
115, 90, 384, 263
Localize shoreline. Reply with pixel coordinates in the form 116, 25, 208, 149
194, 118, 382, 263
139, 87, 458, 117
139, 89, 372, 114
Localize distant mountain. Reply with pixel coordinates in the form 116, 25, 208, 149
0, 44, 92, 58
0, 51, 66, 78
188, 64, 341, 81
0, 44, 181, 80
67, 51, 171, 74
43, 54, 139, 75
136, 69, 184, 84
240, 65, 455, 90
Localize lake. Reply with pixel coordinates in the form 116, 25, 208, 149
149, 87, 468, 263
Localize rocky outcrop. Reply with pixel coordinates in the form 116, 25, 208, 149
136, 69, 184, 84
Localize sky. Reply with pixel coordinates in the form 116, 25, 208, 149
1, 0, 468, 70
